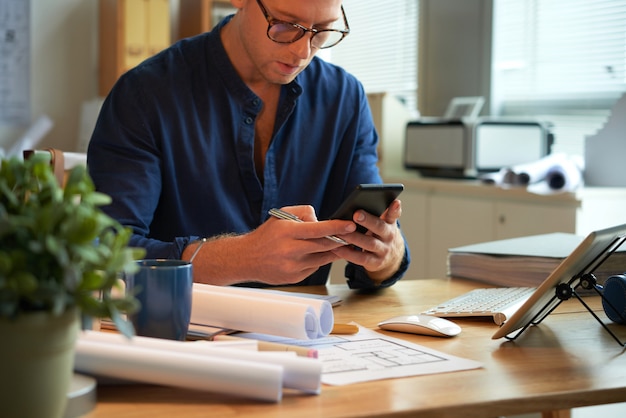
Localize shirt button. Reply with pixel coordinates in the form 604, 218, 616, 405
252, 99, 260, 106
244, 116, 254, 124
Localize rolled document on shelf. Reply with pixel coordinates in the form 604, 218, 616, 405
192, 284, 333, 339
74, 338, 283, 402
512, 153, 583, 191
479, 168, 529, 187
543, 158, 583, 191
480, 153, 583, 193
79, 331, 322, 394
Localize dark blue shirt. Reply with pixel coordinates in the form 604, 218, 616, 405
88, 18, 409, 289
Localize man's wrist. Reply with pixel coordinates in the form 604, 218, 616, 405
183, 238, 206, 261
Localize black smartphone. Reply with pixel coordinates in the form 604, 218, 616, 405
330, 183, 404, 232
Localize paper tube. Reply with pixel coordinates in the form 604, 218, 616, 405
74, 338, 283, 402
193, 283, 334, 337
79, 331, 322, 394
513, 153, 583, 191
191, 288, 320, 339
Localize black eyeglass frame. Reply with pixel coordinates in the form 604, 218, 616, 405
255, 0, 350, 49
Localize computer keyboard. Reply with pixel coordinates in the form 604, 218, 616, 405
422, 287, 536, 325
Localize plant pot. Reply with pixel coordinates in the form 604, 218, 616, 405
0, 308, 80, 418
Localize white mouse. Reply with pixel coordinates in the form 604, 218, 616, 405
377, 314, 462, 337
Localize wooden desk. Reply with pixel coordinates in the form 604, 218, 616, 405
87, 278, 626, 418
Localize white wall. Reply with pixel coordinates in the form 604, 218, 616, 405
0, 0, 99, 155
418, 0, 493, 117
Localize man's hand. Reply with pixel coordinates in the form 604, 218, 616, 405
184, 205, 356, 285
331, 199, 405, 283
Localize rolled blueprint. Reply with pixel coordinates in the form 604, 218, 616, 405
74, 338, 283, 402
191, 285, 330, 339
512, 153, 583, 191
480, 153, 583, 193
79, 331, 322, 394
194, 283, 334, 337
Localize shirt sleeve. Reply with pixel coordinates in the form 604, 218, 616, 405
344, 229, 411, 290
88, 68, 192, 260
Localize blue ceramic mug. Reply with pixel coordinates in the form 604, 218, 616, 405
125, 259, 193, 340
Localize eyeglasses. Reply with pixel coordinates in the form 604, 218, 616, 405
255, 0, 350, 49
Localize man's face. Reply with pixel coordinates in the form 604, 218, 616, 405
235, 0, 344, 85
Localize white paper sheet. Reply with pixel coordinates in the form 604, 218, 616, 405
191, 284, 332, 339
74, 338, 283, 402
236, 324, 483, 386
79, 331, 322, 394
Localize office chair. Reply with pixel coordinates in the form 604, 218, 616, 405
23, 148, 87, 187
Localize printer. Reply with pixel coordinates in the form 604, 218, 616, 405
404, 118, 554, 179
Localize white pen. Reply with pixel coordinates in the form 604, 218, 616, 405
268, 208, 349, 246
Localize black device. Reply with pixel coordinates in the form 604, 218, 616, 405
330, 184, 404, 232
602, 274, 626, 324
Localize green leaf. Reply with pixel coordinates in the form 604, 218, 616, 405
0, 155, 142, 321
108, 303, 136, 339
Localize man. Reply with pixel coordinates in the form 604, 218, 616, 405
88, 0, 410, 289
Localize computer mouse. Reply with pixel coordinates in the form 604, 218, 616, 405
377, 314, 462, 337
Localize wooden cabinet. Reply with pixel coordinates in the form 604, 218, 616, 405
177, 0, 235, 41
98, 0, 171, 96
423, 186, 577, 279
396, 188, 428, 279
408, 178, 581, 280
427, 194, 494, 279
382, 177, 626, 282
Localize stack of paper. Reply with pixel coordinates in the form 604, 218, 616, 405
447, 232, 626, 287
74, 330, 322, 402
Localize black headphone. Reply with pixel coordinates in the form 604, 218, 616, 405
602, 273, 626, 324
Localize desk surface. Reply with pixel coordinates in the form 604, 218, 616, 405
87, 278, 626, 418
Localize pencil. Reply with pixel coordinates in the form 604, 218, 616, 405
213, 335, 318, 358
331, 323, 359, 335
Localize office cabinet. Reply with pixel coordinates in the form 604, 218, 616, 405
99, 0, 171, 96
386, 177, 626, 281
177, 0, 235, 41
494, 201, 576, 239
424, 190, 577, 279
397, 188, 428, 279
427, 194, 494, 279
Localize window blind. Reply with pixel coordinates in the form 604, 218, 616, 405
492, 0, 626, 156
493, 0, 626, 107
327, 0, 419, 113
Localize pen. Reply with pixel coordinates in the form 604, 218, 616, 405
268, 208, 349, 246
213, 335, 319, 358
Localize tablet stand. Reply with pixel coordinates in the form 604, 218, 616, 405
504, 234, 626, 347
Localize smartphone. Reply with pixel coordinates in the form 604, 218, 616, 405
330, 183, 404, 232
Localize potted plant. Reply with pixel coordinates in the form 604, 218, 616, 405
0, 154, 145, 418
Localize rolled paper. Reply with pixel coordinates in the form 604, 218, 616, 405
79, 331, 322, 393
74, 338, 283, 402
514, 153, 583, 191
193, 283, 334, 338
191, 286, 320, 339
